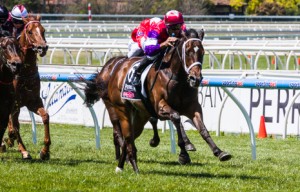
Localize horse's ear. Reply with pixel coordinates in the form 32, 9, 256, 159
198, 29, 205, 41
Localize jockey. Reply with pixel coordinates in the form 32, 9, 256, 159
9, 4, 28, 39
0, 5, 11, 36
129, 10, 186, 85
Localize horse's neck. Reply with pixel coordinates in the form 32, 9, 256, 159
168, 47, 187, 80
18, 35, 38, 74
20, 49, 38, 76
23, 49, 37, 64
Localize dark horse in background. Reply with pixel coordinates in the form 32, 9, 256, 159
84, 29, 232, 173
3, 15, 50, 160
0, 36, 22, 153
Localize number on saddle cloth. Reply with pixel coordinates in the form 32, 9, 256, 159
121, 60, 153, 100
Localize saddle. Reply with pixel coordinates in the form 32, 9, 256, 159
121, 61, 152, 101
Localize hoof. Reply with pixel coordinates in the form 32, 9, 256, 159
185, 143, 196, 151
0, 144, 6, 153
218, 151, 232, 161
178, 153, 191, 165
115, 167, 123, 173
40, 151, 50, 160
149, 138, 160, 147
21, 151, 32, 160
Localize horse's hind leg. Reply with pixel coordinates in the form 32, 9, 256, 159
105, 103, 124, 161
112, 119, 123, 161
148, 117, 160, 147
116, 119, 139, 173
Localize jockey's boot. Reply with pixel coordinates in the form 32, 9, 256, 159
131, 57, 152, 85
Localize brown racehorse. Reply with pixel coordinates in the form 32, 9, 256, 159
4, 15, 50, 160
84, 30, 232, 173
0, 36, 22, 152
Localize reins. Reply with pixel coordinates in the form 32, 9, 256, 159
149, 47, 170, 92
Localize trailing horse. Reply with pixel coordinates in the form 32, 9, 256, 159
0, 36, 22, 152
4, 15, 50, 160
84, 29, 231, 173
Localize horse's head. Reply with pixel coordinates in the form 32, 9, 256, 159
20, 15, 48, 57
0, 36, 22, 74
164, 29, 205, 87
184, 30, 205, 87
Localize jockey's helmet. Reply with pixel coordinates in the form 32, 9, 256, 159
11, 4, 28, 21
164, 10, 184, 26
0, 5, 9, 23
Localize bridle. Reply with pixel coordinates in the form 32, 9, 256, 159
170, 37, 204, 86
181, 38, 203, 74
21, 20, 47, 54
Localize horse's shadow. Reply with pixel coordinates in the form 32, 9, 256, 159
138, 158, 204, 166
0, 150, 108, 166
146, 169, 263, 180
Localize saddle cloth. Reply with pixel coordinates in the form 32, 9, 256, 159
121, 61, 152, 101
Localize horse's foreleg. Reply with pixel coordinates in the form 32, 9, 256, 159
148, 117, 160, 147
8, 110, 32, 159
6, 115, 17, 147
0, 141, 6, 153
158, 101, 196, 151
0, 124, 7, 153
158, 101, 191, 164
179, 122, 196, 151
37, 107, 51, 160
193, 112, 231, 161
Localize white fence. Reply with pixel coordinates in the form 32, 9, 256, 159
42, 38, 300, 70
42, 22, 300, 39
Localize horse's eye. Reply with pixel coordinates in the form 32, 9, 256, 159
28, 31, 33, 35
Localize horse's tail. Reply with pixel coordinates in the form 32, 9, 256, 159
84, 56, 127, 107
84, 72, 105, 107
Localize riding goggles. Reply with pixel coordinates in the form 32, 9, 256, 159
167, 24, 182, 30
12, 18, 24, 24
